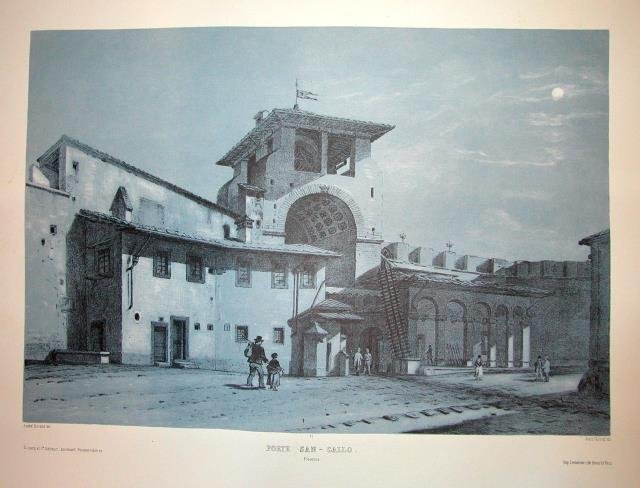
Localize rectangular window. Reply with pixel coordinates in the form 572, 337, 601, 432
186, 254, 205, 283
273, 327, 284, 344
236, 258, 251, 287
95, 247, 112, 276
300, 264, 316, 289
271, 262, 288, 289
207, 324, 214, 331
194, 323, 201, 331
153, 252, 171, 279
224, 323, 231, 332
235, 325, 248, 342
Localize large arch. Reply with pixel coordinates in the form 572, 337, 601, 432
410, 296, 438, 360
285, 192, 357, 287
444, 300, 467, 366
512, 306, 525, 367
276, 183, 366, 238
470, 302, 492, 364
494, 305, 509, 368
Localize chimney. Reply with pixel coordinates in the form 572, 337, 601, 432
253, 110, 267, 126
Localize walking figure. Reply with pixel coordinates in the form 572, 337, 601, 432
425, 344, 434, 366
353, 348, 363, 376
543, 356, 551, 382
534, 355, 544, 382
474, 355, 484, 380
245, 336, 268, 388
364, 348, 373, 375
267, 353, 284, 391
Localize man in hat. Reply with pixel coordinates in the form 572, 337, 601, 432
246, 336, 269, 388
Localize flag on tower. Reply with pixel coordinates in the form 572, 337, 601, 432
296, 89, 318, 101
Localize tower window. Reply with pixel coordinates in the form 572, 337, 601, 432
50, 225, 57, 235
370, 187, 374, 198
223, 224, 231, 239
95, 247, 112, 276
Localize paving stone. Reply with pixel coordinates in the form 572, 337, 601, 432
420, 410, 435, 416
383, 415, 399, 421
405, 412, 421, 419
343, 421, 355, 427
449, 406, 464, 413
436, 408, 450, 415
361, 418, 375, 424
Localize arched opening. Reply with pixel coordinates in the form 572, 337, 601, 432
471, 303, 491, 365
513, 306, 524, 367
495, 305, 509, 368
444, 301, 467, 366
361, 326, 383, 373
412, 296, 437, 362
285, 193, 357, 287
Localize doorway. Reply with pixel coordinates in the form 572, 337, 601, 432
90, 321, 106, 352
171, 317, 188, 363
152, 324, 168, 363
361, 327, 382, 373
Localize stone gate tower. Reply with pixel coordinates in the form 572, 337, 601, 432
216, 108, 394, 287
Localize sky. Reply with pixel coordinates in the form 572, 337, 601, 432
26, 28, 609, 261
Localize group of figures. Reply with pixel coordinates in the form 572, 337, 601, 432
352, 347, 374, 375
472, 354, 552, 382
244, 336, 284, 391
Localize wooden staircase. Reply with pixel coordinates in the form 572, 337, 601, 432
378, 255, 411, 358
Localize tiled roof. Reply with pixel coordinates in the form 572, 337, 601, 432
290, 298, 363, 323
387, 260, 551, 297
316, 312, 364, 321
39, 135, 240, 219
78, 209, 340, 258
216, 108, 395, 167
579, 228, 610, 246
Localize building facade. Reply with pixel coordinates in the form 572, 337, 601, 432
25, 107, 593, 376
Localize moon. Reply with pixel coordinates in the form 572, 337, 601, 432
551, 87, 565, 101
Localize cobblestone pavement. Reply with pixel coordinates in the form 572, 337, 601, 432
22, 364, 609, 434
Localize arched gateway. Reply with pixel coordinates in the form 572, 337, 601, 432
285, 192, 358, 287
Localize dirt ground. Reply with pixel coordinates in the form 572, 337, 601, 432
22, 364, 609, 435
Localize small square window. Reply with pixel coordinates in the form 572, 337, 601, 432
153, 252, 171, 279
273, 327, 284, 344
235, 325, 248, 342
300, 264, 316, 289
207, 324, 214, 331
186, 254, 205, 283
236, 259, 251, 287
271, 262, 288, 289
194, 323, 201, 331
50, 225, 57, 235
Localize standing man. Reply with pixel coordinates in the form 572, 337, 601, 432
426, 345, 434, 366
353, 347, 363, 376
543, 356, 551, 382
474, 355, 484, 381
364, 348, 373, 375
534, 355, 544, 382
246, 336, 268, 388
